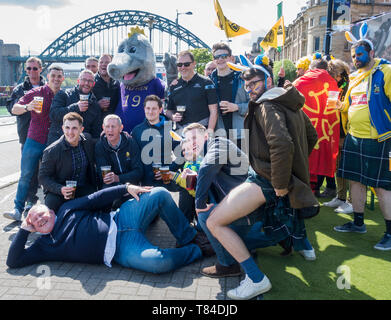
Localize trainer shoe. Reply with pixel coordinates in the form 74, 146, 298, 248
3, 209, 23, 222
298, 248, 316, 261
323, 197, 345, 208
374, 233, 391, 251
227, 274, 272, 300
319, 188, 337, 198
191, 232, 215, 257
201, 262, 242, 278
334, 222, 367, 234
334, 202, 353, 214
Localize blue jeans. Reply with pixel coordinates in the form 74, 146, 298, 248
14, 138, 46, 212
198, 205, 277, 267
113, 187, 202, 274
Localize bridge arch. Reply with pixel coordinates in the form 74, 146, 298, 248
40, 10, 210, 58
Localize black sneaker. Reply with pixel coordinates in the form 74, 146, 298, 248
191, 232, 215, 257
201, 262, 242, 278
319, 188, 337, 198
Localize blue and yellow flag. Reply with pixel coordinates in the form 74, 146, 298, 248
214, 0, 250, 38
260, 16, 285, 51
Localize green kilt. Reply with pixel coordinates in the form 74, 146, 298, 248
337, 134, 391, 190
246, 167, 308, 251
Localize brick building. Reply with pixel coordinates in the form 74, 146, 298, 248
279, 0, 391, 64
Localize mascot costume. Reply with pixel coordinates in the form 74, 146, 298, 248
107, 27, 166, 133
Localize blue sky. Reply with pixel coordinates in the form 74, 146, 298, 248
0, 0, 308, 55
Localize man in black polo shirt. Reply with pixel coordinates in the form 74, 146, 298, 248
166, 50, 218, 133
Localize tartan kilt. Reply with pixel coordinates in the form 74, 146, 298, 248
337, 134, 391, 190
246, 167, 309, 251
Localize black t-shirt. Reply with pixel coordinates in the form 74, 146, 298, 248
217, 72, 234, 132
167, 73, 218, 126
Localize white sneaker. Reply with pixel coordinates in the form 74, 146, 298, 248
298, 248, 316, 261
335, 202, 353, 214
323, 197, 344, 208
227, 275, 272, 300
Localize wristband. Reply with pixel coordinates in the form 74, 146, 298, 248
24, 105, 28, 112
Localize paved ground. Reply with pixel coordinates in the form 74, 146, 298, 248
0, 118, 242, 301
0, 183, 242, 300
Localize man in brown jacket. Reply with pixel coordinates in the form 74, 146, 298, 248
206, 66, 318, 300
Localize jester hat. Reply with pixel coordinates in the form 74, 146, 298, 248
227, 55, 271, 90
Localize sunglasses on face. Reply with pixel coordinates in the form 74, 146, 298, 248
176, 62, 192, 68
213, 53, 230, 60
26, 67, 39, 71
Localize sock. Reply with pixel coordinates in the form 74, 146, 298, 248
354, 212, 364, 226
385, 219, 391, 235
240, 257, 264, 283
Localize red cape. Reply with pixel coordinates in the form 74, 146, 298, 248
294, 69, 340, 177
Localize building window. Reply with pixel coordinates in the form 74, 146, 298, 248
314, 36, 320, 51
310, 18, 314, 27
320, 16, 327, 25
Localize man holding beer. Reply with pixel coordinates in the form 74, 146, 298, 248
47, 69, 102, 145
38, 112, 97, 212
4, 65, 65, 222
95, 114, 143, 191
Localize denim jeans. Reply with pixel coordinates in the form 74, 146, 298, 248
198, 208, 278, 267
14, 138, 46, 212
113, 187, 202, 274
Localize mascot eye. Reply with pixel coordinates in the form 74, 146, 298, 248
129, 47, 136, 53
118, 45, 125, 53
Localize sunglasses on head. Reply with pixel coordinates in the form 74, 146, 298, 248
176, 62, 192, 68
213, 53, 229, 60
26, 67, 39, 71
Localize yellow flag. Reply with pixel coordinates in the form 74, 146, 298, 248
260, 16, 285, 51
214, 0, 250, 38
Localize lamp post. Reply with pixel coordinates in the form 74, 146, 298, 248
175, 10, 193, 56
324, 0, 334, 60
146, 16, 157, 43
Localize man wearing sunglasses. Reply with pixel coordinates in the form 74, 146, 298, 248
6, 57, 45, 216
205, 66, 319, 299
47, 69, 103, 145
166, 50, 218, 133
4, 65, 65, 222
209, 43, 249, 150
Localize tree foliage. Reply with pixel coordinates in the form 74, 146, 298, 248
191, 48, 213, 75
273, 59, 297, 84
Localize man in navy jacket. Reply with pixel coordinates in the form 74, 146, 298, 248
7, 184, 205, 274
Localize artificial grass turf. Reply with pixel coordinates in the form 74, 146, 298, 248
255, 198, 391, 300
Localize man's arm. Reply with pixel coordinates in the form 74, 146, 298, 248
49, 91, 79, 123
258, 103, 294, 191
303, 112, 318, 155
6, 85, 23, 115
207, 103, 218, 132
39, 147, 63, 195
62, 184, 129, 212
195, 139, 226, 210
6, 228, 44, 268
